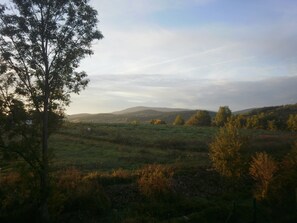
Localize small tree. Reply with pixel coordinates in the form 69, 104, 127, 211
173, 114, 185, 125
209, 123, 243, 178
227, 114, 247, 128
186, 110, 211, 126
287, 114, 297, 131
249, 152, 278, 200
213, 106, 232, 127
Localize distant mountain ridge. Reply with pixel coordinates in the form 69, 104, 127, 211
67, 106, 210, 124
112, 106, 191, 115
67, 104, 297, 124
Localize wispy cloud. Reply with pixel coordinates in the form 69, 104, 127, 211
68, 74, 297, 114
68, 0, 297, 113
120, 45, 232, 74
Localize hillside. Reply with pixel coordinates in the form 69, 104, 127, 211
67, 104, 297, 124
67, 107, 216, 124
112, 106, 190, 115
247, 104, 297, 117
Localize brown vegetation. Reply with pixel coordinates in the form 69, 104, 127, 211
249, 152, 278, 200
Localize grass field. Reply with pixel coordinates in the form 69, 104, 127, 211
2, 122, 297, 222
51, 122, 297, 171
51, 123, 217, 171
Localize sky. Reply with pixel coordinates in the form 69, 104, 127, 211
1, 0, 297, 114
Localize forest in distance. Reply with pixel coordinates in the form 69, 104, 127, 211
68, 104, 297, 131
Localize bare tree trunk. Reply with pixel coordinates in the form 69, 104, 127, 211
40, 110, 49, 222
40, 67, 50, 223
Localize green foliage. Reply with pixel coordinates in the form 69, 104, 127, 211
227, 114, 247, 128
248, 104, 297, 129
1, 123, 297, 222
0, 0, 103, 220
186, 110, 211, 126
173, 115, 185, 125
287, 114, 297, 131
213, 106, 232, 127
246, 113, 269, 130
249, 152, 278, 200
209, 123, 244, 178
267, 120, 277, 131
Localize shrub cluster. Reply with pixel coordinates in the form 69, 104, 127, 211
137, 164, 174, 198
49, 167, 111, 221
150, 119, 166, 125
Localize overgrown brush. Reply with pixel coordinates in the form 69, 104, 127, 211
49, 167, 110, 221
137, 164, 174, 198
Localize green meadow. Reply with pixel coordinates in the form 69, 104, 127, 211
51, 122, 296, 171
2, 122, 297, 223
51, 123, 214, 171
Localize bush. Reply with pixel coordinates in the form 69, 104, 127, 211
137, 164, 174, 198
213, 106, 232, 127
209, 123, 244, 178
186, 110, 211, 126
287, 114, 297, 131
0, 171, 38, 222
249, 152, 278, 200
83, 168, 135, 185
173, 115, 185, 125
150, 119, 166, 125
49, 168, 110, 220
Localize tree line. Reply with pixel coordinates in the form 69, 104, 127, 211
170, 105, 297, 131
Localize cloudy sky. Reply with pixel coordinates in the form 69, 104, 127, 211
3, 0, 297, 114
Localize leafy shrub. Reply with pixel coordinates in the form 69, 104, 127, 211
287, 114, 297, 131
0, 171, 37, 222
209, 123, 244, 178
83, 168, 135, 185
213, 106, 232, 127
49, 168, 110, 220
130, 120, 140, 125
173, 115, 185, 125
150, 119, 166, 125
137, 164, 174, 198
249, 152, 278, 200
186, 110, 211, 126
227, 114, 247, 128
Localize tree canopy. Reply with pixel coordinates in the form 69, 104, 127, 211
0, 0, 103, 221
173, 115, 185, 125
213, 106, 232, 127
186, 110, 211, 126
209, 123, 243, 178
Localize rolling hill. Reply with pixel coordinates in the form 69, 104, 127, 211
67, 107, 215, 124
67, 104, 297, 124
112, 106, 191, 115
